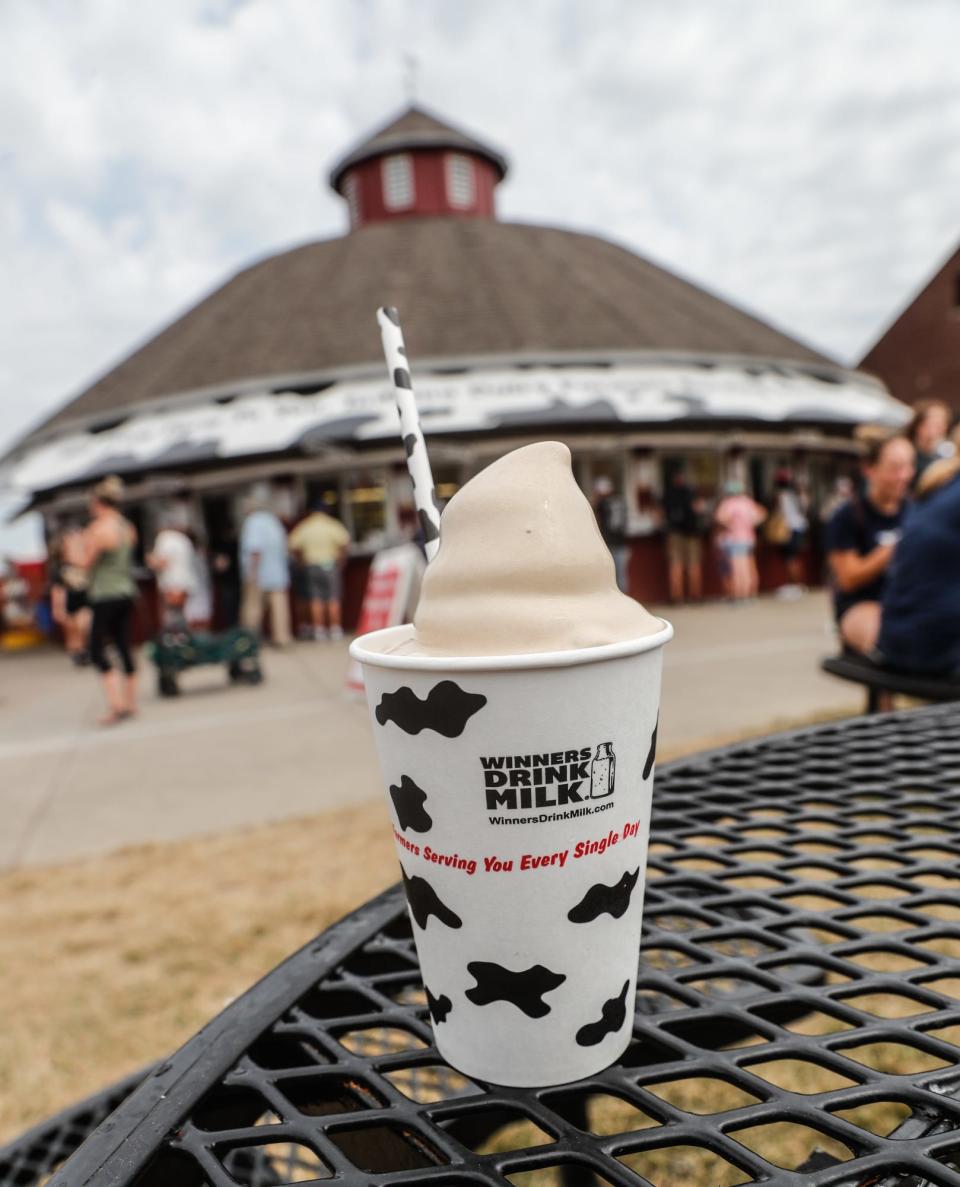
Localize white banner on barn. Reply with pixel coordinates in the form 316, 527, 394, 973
6, 360, 909, 495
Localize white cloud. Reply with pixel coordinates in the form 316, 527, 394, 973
1, 0, 959, 460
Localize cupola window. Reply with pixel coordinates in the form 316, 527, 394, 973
446, 153, 475, 208
382, 153, 414, 210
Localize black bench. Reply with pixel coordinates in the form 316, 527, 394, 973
821, 651, 960, 713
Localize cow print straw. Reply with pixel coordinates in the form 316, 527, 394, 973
377, 306, 441, 561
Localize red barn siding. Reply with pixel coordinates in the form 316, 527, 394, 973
860, 245, 960, 413
347, 150, 498, 228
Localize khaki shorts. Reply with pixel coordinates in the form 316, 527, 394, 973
667, 533, 702, 567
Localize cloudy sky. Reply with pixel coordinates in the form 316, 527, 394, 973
2, 0, 959, 467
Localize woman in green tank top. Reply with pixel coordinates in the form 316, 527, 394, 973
84, 475, 139, 725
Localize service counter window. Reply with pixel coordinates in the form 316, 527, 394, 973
628, 451, 661, 536
347, 473, 388, 550
661, 453, 720, 509
125, 503, 149, 568
433, 466, 461, 509
140, 497, 199, 566
750, 453, 794, 507
805, 456, 851, 524
270, 479, 298, 526
305, 479, 342, 521
573, 453, 627, 500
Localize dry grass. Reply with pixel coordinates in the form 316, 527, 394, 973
0, 801, 397, 1142
1, 722, 777, 1143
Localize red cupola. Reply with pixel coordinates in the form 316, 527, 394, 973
328, 105, 509, 230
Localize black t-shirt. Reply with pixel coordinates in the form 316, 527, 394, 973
824, 496, 905, 620
663, 484, 698, 535
596, 494, 627, 547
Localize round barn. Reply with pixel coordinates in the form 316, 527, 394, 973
2, 104, 907, 619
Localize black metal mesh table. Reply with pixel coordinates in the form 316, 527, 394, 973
20, 704, 960, 1187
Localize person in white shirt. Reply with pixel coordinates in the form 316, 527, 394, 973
184, 545, 213, 629
148, 516, 198, 624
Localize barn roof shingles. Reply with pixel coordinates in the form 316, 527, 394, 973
23, 218, 831, 445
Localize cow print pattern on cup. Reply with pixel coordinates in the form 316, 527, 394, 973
575, 981, 629, 1047
643, 715, 659, 780
389, 775, 433, 833
370, 649, 658, 1078
400, 865, 462, 930
568, 868, 640, 923
425, 986, 452, 1024
375, 681, 487, 737
466, 961, 566, 1018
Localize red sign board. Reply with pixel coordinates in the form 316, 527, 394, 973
345, 544, 424, 695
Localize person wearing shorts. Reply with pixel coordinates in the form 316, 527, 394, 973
714, 481, 767, 602
662, 472, 705, 602
304, 561, 342, 607
287, 503, 350, 641
666, 531, 701, 570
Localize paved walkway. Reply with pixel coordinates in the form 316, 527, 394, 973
0, 593, 860, 869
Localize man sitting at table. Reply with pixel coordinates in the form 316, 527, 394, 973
876, 434, 960, 677
825, 434, 914, 655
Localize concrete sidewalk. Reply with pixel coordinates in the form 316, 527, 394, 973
0, 592, 860, 869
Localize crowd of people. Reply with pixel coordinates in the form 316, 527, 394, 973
591, 467, 805, 604
46, 482, 353, 725
825, 400, 960, 679
589, 399, 959, 649
239, 494, 351, 647
36, 395, 960, 723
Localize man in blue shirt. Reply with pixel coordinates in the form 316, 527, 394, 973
879, 456, 960, 675
240, 498, 291, 645
824, 435, 914, 655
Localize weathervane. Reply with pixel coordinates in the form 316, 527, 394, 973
403, 53, 419, 104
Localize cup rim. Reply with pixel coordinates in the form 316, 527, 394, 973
349, 618, 673, 672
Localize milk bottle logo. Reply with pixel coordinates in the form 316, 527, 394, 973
589, 742, 616, 798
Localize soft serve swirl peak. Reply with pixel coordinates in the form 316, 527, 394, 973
392, 441, 661, 656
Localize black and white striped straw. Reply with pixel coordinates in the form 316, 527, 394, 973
377, 306, 441, 561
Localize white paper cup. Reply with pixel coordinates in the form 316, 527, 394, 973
349, 620, 672, 1087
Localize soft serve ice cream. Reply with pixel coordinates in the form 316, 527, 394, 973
387, 441, 661, 656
